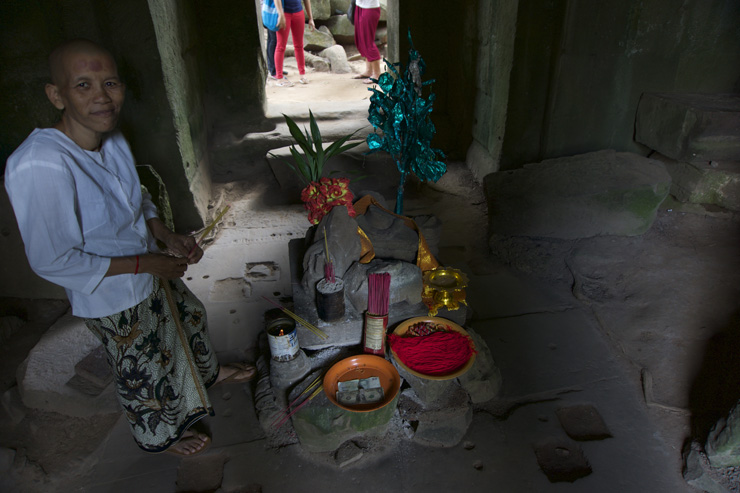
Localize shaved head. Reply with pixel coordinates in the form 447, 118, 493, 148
48, 39, 116, 86
44, 39, 124, 150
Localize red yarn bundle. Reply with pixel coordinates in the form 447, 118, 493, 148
388, 330, 476, 376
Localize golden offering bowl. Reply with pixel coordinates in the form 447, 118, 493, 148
423, 268, 469, 291
434, 289, 454, 304
422, 267, 469, 316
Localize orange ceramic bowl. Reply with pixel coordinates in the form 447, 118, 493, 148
390, 316, 476, 380
323, 354, 401, 412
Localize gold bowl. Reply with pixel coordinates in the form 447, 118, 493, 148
422, 267, 469, 315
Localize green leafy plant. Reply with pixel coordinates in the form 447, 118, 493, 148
273, 110, 361, 187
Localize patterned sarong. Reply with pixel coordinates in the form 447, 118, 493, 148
85, 276, 219, 452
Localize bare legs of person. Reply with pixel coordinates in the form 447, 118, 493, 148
166, 362, 256, 456
369, 59, 381, 79
359, 59, 382, 84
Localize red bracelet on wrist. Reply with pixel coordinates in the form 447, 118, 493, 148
134, 255, 140, 275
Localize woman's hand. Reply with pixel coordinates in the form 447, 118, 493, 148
308, 18, 315, 31
277, 13, 286, 30
139, 253, 190, 279
163, 232, 203, 264
146, 217, 203, 264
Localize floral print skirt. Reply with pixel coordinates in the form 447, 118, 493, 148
85, 276, 218, 452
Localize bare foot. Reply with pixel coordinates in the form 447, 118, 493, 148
166, 430, 210, 456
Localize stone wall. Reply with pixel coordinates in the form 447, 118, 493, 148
397, 1, 478, 162
501, 0, 740, 170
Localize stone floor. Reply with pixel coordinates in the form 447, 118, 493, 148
1, 56, 739, 492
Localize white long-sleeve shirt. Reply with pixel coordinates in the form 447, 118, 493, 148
5, 128, 159, 317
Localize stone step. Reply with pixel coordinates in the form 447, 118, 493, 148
635, 93, 740, 163
483, 150, 671, 240
651, 153, 740, 212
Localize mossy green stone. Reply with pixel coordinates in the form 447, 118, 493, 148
291, 391, 399, 453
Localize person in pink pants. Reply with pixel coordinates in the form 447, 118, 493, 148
354, 0, 381, 84
274, 0, 314, 86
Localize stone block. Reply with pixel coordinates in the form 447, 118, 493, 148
17, 312, 119, 417
0, 316, 24, 344
635, 93, 740, 163
344, 260, 423, 314
73, 344, 112, 389
533, 437, 592, 483
175, 453, 228, 492
683, 441, 734, 493
304, 25, 336, 52
320, 45, 351, 74
323, 15, 356, 44
330, 0, 351, 15
0, 387, 26, 425
305, 52, 331, 72
652, 153, 740, 211
705, 401, 740, 468
398, 387, 472, 448
556, 404, 612, 441
334, 440, 364, 467
66, 374, 108, 397
269, 350, 311, 390
0, 447, 14, 476
310, 0, 332, 21
456, 328, 502, 403
391, 359, 456, 405
290, 238, 439, 351
484, 150, 671, 239
301, 207, 362, 299
355, 205, 419, 263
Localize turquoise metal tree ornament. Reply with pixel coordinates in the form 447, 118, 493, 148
366, 30, 447, 215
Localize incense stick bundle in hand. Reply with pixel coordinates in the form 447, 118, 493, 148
368, 272, 391, 316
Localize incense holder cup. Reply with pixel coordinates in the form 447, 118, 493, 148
316, 277, 345, 322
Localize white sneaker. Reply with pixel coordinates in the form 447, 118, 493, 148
276, 78, 293, 87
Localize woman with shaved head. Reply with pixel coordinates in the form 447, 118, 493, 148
5, 39, 255, 456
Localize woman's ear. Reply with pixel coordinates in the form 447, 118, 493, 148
45, 83, 64, 110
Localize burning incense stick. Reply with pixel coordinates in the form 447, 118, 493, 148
273, 385, 324, 430
271, 374, 324, 427
323, 228, 335, 283
189, 204, 231, 255
261, 296, 328, 340
323, 227, 330, 264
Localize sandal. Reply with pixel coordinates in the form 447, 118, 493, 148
353, 74, 371, 79
166, 430, 211, 457
214, 362, 257, 386
362, 78, 375, 85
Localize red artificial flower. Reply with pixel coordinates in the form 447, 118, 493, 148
301, 178, 357, 225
